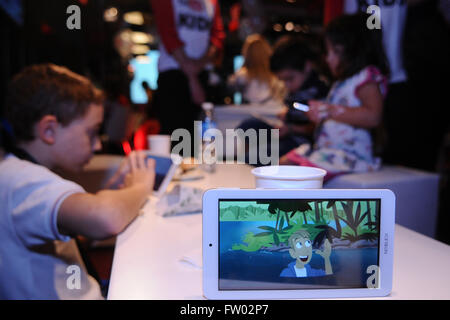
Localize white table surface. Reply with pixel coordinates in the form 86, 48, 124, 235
107, 164, 450, 300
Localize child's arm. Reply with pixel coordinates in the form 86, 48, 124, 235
308, 82, 383, 129
57, 151, 156, 240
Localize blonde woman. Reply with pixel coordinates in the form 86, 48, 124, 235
228, 34, 286, 105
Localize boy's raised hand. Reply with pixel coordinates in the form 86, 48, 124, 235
124, 151, 156, 193
315, 238, 332, 259
103, 157, 131, 190
104, 152, 155, 191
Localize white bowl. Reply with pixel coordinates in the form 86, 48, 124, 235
251, 165, 327, 189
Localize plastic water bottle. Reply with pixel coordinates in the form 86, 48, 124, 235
201, 102, 217, 173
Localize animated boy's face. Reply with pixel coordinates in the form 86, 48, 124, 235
289, 235, 313, 267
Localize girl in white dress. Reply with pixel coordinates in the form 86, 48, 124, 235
281, 14, 389, 181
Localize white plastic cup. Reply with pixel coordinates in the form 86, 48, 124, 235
251, 165, 327, 189
147, 134, 171, 155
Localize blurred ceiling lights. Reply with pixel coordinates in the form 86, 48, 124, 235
131, 31, 153, 44
273, 22, 308, 33
104, 7, 118, 22
273, 23, 283, 32
123, 11, 144, 25
285, 21, 294, 31
131, 44, 150, 55
135, 55, 150, 64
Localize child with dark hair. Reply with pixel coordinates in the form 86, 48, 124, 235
270, 36, 330, 142
271, 36, 329, 107
237, 36, 329, 164
0, 64, 156, 299
281, 14, 389, 180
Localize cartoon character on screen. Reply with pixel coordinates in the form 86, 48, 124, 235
280, 230, 333, 277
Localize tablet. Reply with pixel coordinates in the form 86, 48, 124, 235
203, 188, 395, 299
145, 152, 182, 198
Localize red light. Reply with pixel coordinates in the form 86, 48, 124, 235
122, 140, 132, 155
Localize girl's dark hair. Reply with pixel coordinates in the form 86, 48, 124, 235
325, 13, 389, 79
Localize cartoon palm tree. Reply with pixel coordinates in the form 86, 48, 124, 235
312, 200, 342, 247
283, 200, 312, 225
326, 200, 342, 237
254, 200, 311, 245
340, 201, 371, 239
365, 200, 377, 231
314, 202, 320, 223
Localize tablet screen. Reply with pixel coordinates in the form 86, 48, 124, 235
146, 154, 173, 191
218, 199, 381, 290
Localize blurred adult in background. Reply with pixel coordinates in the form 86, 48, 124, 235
150, 0, 225, 150
227, 34, 286, 105
336, 0, 450, 171
401, 0, 450, 171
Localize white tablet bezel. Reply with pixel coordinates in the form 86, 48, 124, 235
203, 188, 395, 299
145, 151, 182, 198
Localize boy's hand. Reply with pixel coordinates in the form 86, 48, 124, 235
104, 157, 131, 189
315, 238, 332, 259
188, 75, 206, 105
124, 151, 156, 193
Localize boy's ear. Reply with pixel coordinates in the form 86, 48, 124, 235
36, 115, 58, 145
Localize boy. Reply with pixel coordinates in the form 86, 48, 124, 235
237, 36, 329, 164
280, 230, 333, 278
270, 36, 329, 141
0, 64, 156, 299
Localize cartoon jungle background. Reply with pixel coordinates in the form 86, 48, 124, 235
219, 199, 380, 289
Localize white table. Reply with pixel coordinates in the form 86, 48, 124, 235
107, 164, 450, 300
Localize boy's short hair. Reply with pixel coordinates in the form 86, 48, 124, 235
5, 63, 104, 143
270, 36, 316, 73
288, 229, 311, 248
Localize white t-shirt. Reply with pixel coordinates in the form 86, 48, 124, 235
294, 266, 307, 278
0, 154, 103, 299
344, 0, 408, 83
157, 0, 217, 73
